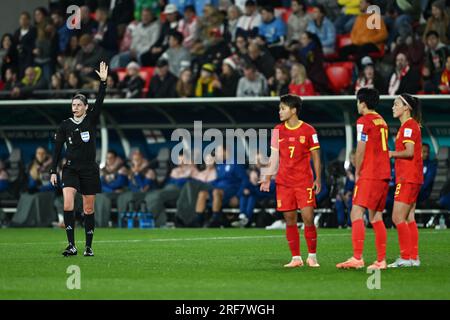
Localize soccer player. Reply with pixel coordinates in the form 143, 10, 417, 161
50, 61, 108, 257
260, 94, 322, 268
388, 94, 423, 268
336, 88, 391, 270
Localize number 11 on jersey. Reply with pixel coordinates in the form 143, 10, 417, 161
380, 128, 388, 151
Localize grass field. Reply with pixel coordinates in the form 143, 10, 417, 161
0, 228, 449, 300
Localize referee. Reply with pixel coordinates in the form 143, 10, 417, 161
50, 61, 108, 257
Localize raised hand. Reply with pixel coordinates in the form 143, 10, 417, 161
95, 61, 108, 82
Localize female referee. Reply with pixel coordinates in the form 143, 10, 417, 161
388, 93, 423, 268
50, 61, 108, 257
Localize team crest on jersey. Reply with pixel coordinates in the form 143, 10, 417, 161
299, 136, 306, 144
81, 131, 90, 142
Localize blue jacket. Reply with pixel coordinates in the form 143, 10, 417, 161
306, 18, 336, 50
418, 159, 437, 202
101, 173, 128, 193
28, 176, 54, 192
214, 162, 248, 193
258, 17, 286, 45
128, 173, 155, 192
0, 179, 9, 192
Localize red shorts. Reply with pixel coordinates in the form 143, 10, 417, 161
353, 179, 389, 212
276, 184, 316, 211
394, 182, 421, 205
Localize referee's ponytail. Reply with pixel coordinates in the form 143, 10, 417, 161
72, 93, 88, 106
399, 93, 422, 125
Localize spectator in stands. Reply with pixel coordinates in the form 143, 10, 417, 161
2, 68, 19, 92
78, 5, 98, 36
215, 57, 241, 97
101, 150, 128, 193
74, 34, 107, 82
334, 0, 360, 35
111, 8, 161, 68
289, 62, 316, 96
225, 5, 242, 42
257, 6, 287, 60
286, 0, 310, 49
385, 0, 421, 48
160, 31, 191, 77
439, 56, 450, 93
388, 52, 421, 95
354, 56, 386, 93
119, 62, 145, 98
390, 33, 425, 70
33, 22, 57, 84
128, 149, 156, 193
0, 160, 8, 193
197, 27, 231, 72
134, 0, 161, 21
297, 31, 329, 94
233, 34, 248, 60
0, 34, 18, 81
244, 42, 275, 79
145, 153, 198, 227
236, 0, 261, 40
58, 35, 79, 76
141, 4, 180, 67
339, 0, 388, 62
110, 0, 135, 39
236, 62, 268, 97
195, 63, 220, 97
177, 5, 199, 50
423, 0, 450, 45
335, 150, 356, 228
27, 146, 53, 193
93, 7, 119, 59
208, 145, 248, 228
306, 5, 336, 55
269, 64, 290, 96
64, 70, 83, 92
13, 11, 37, 77
49, 72, 65, 98
50, 10, 72, 54
10, 66, 47, 98
418, 143, 438, 205
105, 71, 122, 98
196, 5, 226, 52
423, 30, 449, 93
148, 58, 178, 98
176, 68, 195, 97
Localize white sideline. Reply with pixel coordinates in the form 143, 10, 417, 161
0, 230, 445, 246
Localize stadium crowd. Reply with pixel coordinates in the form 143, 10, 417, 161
0, 0, 450, 98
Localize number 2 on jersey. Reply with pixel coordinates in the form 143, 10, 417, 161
380, 128, 388, 151
288, 146, 295, 158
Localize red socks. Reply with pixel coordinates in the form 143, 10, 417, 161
304, 225, 317, 254
408, 221, 419, 259
372, 220, 387, 262
395, 222, 411, 260
352, 219, 365, 260
286, 225, 300, 257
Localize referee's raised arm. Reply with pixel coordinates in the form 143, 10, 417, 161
89, 61, 108, 121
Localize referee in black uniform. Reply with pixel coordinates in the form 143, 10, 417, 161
50, 61, 108, 257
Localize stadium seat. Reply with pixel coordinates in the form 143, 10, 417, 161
326, 65, 352, 93
114, 67, 155, 97
337, 34, 352, 50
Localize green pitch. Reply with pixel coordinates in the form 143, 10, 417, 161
0, 228, 449, 300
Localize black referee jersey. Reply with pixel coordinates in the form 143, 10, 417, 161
51, 81, 106, 173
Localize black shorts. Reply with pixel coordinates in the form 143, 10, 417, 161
62, 161, 101, 195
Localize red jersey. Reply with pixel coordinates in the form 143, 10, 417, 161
271, 121, 320, 188
356, 112, 391, 181
395, 118, 423, 185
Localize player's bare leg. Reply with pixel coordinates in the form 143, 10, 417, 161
82, 195, 95, 256
209, 189, 224, 227
336, 205, 366, 269
193, 191, 209, 227
406, 203, 420, 266
301, 206, 319, 267
367, 210, 387, 270
283, 211, 303, 267
62, 187, 78, 256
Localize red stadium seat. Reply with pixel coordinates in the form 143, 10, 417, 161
326, 65, 352, 93
112, 67, 155, 97
337, 34, 352, 49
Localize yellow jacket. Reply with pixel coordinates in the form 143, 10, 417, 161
338, 0, 361, 15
